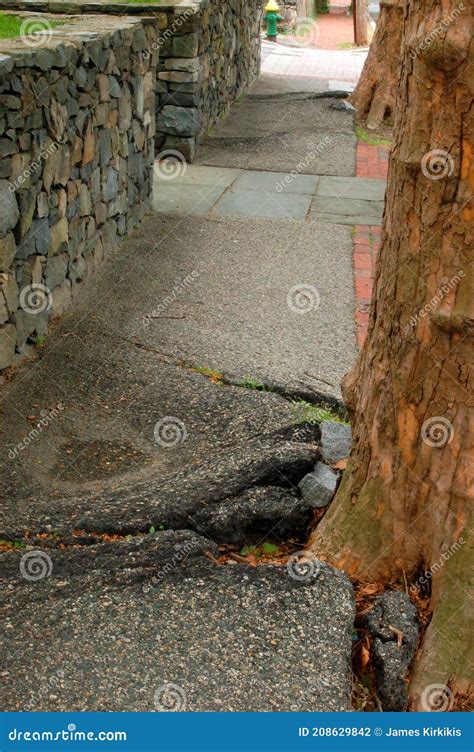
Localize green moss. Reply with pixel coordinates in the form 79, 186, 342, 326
315, 0, 329, 13
425, 533, 473, 678
191, 366, 224, 384
326, 474, 387, 564
0, 13, 24, 39
355, 125, 391, 147
0, 12, 61, 39
291, 398, 349, 425
239, 378, 269, 392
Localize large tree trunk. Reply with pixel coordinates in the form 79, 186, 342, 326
353, 0, 369, 47
350, 0, 403, 129
311, 0, 473, 708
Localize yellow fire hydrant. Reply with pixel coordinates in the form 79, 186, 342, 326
265, 0, 283, 42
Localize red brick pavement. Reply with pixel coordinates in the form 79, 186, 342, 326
356, 142, 389, 180
353, 142, 389, 348
313, 13, 354, 50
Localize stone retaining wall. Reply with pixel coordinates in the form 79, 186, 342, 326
0, 15, 157, 370
154, 0, 263, 161
3, 0, 263, 161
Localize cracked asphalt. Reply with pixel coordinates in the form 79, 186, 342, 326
0, 73, 358, 712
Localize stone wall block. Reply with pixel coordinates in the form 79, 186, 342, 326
0, 323, 16, 369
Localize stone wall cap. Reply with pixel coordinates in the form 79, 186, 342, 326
1, 0, 205, 13
0, 11, 149, 55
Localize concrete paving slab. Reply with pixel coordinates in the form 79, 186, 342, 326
317, 175, 386, 201
1, 534, 355, 711
309, 196, 384, 224
328, 80, 356, 93
156, 164, 241, 188
152, 183, 225, 214
213, 188, 312, 220
232, 170, 319, 195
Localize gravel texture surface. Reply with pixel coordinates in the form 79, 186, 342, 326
1, 532, 355, 712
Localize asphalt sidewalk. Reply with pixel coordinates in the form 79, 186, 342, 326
0, 69, 388, 712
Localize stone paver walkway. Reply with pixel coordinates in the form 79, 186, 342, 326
154, 165, 385, 225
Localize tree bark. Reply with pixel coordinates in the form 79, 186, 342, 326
353, 0, 369, 47
311, 0, 473, 708
350, 0, 403, 128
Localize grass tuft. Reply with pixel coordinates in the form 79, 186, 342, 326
356, 125, 391, 147
291, 398, 349, 425
0, 13, 24, 39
